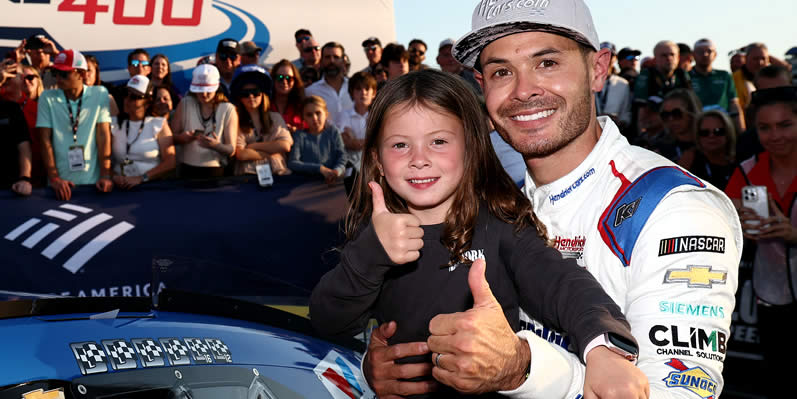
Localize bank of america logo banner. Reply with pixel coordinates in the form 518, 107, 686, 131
4, 204, 134, 274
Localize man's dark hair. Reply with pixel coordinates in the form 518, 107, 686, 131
380, 43, 409, 67
755, 65, 791, 86
294, 29, 312, 39
321, 42, 346, 57
348, 71, 377, 98
677, 43, 692, 55
127, 48, 150, 65
409, 39, 427, 50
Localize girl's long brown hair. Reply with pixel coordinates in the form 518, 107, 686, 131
344, 69, 549, 266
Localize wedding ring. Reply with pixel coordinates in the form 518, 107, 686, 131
435, 353, 443, 368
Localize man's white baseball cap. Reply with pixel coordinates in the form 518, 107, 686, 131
453, 0, 600, 69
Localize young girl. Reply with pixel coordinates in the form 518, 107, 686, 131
287, 95, 346, 184
310, 70, 635, 395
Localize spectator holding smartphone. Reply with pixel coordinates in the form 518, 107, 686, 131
37, 50, 113, 200
111, 75, 175, 189
171, 64, 237, 179
287, 95, 345, 184
724, 86, 797, 399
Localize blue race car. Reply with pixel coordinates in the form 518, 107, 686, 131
0, 290, 374, 399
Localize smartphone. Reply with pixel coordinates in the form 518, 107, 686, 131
193, 129, 205, 137
741, 185, 769, 234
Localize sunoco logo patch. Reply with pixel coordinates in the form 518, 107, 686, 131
662, 358, 718, 398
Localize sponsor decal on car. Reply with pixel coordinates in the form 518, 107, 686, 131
662, 358, 718, 398
649, 325, 726, 362
71, 337, 231, 375
313, 350, 374, 399
658, 236, 725, 256
21, 389, 65, 399
663, 265, 727, 288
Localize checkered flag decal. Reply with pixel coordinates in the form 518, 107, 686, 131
71, 342, 108, 375
159, 338, 191, 365
205, 338, 232, 363
184, 338, 213, 364
132, 338, 166, 367
102, 340, 138, 370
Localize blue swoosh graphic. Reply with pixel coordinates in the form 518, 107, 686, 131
90, 0, 270, 91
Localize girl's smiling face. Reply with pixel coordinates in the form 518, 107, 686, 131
376, 104, 466, 224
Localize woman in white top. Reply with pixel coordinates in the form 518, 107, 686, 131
171, 64, 238, 179
111, 75, 175, 189
231, 65, 293, 176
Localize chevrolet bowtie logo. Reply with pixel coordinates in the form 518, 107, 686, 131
664, 265, 727, 288
22, 389, 65, 399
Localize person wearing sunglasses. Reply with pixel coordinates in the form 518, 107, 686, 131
408, 39, 429, 72
617, 47, 641, 90
676, 110, 737, 190
171, 64, 237, 179
231, 66, 292, 177
655, 88, 702, 163
110, 75, 175, 189
36, 49, 113, 201
269, 59, 307, 133
292, 29, 314, 66
724, 86, 797, 399
16, 65, 46, 187
359, 36, 382, 75
215, 38, 242, 99
293, 38, 322, 80
110, 49, 151, 124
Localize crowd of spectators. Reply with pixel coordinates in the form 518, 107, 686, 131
0, 30, 794, 199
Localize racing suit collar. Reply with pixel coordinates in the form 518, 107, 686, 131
524, 116, 624, 210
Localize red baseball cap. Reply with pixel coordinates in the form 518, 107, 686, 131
52, 49, 88, 72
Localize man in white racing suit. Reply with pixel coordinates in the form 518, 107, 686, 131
506, 116, 742, 398
361, 0, 742, 397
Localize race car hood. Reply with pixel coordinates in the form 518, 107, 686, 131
0, 291, 372, 399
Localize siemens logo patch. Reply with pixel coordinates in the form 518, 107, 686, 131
659, 236, 725, 256
659, 301, 725, 319
549, 168, 595, 205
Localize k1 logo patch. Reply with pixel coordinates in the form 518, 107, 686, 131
614, 197, 641, 227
